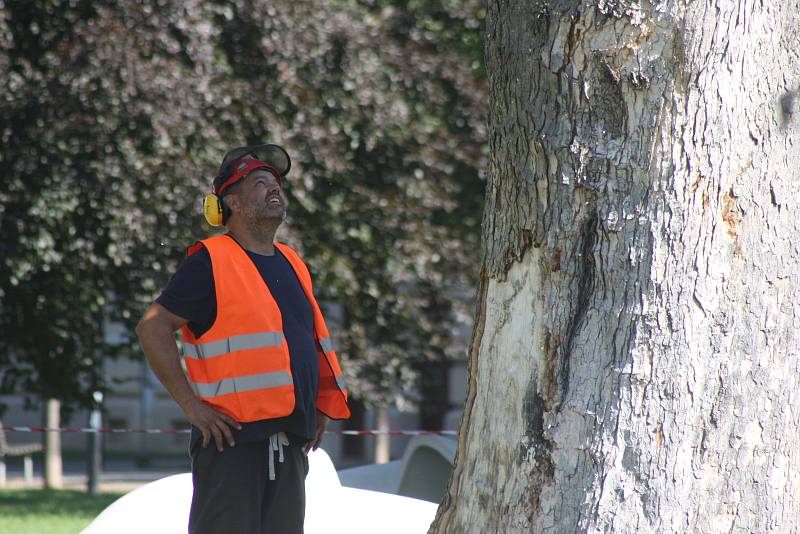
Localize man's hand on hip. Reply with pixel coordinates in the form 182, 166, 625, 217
184, 398, 242, 452
137, 303, 243, 452
305, 411, 329, 454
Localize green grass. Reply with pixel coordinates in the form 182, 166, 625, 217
0, 489, 125, 534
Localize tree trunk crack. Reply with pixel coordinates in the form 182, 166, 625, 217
559, 212, 598, 404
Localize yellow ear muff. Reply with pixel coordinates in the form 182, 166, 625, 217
203, 194, 224, 227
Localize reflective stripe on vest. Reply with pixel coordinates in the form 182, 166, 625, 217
190, 370, 293, 399
183, 331, 285, 360
317, 336, 346, 390
318, 336, 335, 354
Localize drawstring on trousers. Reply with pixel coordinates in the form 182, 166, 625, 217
267, 432, 289, 480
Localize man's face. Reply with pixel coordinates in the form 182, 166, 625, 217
233, 168, 286, 223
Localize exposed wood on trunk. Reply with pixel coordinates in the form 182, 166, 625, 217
431, 270, 489, 533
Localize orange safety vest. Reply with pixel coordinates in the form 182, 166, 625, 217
180, 235, 350, 422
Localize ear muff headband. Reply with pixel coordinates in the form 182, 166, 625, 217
216, 157, 278, 195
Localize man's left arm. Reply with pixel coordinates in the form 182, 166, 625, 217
305, 410, 329, 453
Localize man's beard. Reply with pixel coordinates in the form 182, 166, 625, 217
243, 203, 285, 240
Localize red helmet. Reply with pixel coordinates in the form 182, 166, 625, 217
212, 143, 292, 195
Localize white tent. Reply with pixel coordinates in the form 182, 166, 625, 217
82, 448, 437, 534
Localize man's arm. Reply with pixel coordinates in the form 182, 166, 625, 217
135, 302, 241, 451
304, 411, 329, 454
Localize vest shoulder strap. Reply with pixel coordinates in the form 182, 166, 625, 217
274, 243, 312, 285
186, 241, 205, 257
187, 234, 234, 257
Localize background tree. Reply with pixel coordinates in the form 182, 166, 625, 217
0, 0, 486, 429
0, 0, 224, 417
433, 1, 800, 532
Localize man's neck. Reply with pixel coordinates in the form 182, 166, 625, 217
226, 220, 280, 256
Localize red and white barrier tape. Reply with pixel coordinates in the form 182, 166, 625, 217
331, 430, 456, 436
3, 426, 456, 436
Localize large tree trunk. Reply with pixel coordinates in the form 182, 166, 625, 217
433, 1, 800, 532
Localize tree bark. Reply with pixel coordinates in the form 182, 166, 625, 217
432, 1, 800, 532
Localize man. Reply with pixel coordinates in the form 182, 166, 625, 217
136, 143, 350, 534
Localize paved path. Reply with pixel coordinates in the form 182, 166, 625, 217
2, 458, 188, 492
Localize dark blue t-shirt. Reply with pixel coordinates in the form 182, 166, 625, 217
156, 239, 320, 446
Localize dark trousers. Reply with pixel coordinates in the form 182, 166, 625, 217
188, 437, 309, 534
